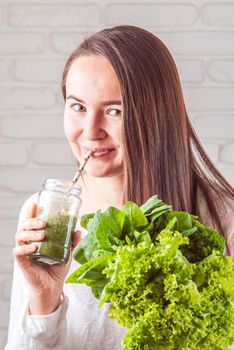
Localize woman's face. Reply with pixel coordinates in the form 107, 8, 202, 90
64, 55, 123, 178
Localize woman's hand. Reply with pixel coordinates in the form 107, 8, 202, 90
13, 203, 81, 315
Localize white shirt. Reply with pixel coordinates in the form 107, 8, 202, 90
4, 193, 125, 350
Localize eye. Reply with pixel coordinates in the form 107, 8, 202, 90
106, 108, 122, 117
72, 103, 86, 112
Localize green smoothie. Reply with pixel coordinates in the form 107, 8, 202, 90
30, 213, 76, 264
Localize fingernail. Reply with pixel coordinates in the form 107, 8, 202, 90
30, 244, 38, 252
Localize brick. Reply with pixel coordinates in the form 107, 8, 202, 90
202, 142, 220, 164
51, 32, 92, 55
0, 207, 21, 221
33, 141, 74, 165
0, 247, 14, 274
194, 116, 234, 139
0, 193, 27, 205
0, 194, 29, 220
9, 4, 100, 27
0, 5, 3, 26
208, 60, 234, 83
0, 60, 8, 82
7, 0, 71, 1
13, 59, 65, 83
0, 207, 22, 221
0, 220, 18, 246
183, 87, 234, 111
0, 88, 56, 110
0, 32, 45, 55
105, 4, 198, 27
0, 143, 28, 166
201, 3, 234, 26
1, 115, 65, 138
0, 301, 10, 327
176, 59, 204, 83
0, 329, 8, 350
0, 168, 76, 193
57, 90, 66, 108
220, 143, 234, 164
0, 188, 11, 196
159, 32, 234, 55
0, 275, 12, 301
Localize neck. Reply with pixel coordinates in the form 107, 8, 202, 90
79, 173, 124, 214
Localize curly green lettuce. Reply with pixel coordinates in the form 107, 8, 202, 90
100, 230, 234, 350
66, 196, 234, 350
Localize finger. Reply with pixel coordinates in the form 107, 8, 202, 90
13, 243, 37, 256
26, 203, 38, 219
15, 230, 45, 246
72, 231, 82, 249
13, 244, 38, 265
19, 218, 46, 231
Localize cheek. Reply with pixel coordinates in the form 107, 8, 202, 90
107, 122, 122, 145
63, 114, 80, 142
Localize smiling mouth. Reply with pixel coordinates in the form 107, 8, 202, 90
91, 148, 115, 158
81, 146, 116, 158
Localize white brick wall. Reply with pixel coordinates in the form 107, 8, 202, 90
13, 59, 65, 83
104, 4, 198, 27
208, 60, 234, 83
0, 60, 8, 81
1, 115, 65, 138
0, 32, 46, 54
0, 1, 234, 348
0, 143, 28, 165
8, 4, 100, 27
0, 87, 56, 109
201, 3, 234, 26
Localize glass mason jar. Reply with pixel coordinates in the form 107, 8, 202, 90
27, 179, 82, 266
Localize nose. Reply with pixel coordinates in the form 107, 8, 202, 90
83, 111, 107, 141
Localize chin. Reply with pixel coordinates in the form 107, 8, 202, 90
85, 164, 123, 178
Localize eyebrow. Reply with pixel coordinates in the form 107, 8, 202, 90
66, 94, 122, 106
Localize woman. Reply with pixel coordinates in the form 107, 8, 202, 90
5, 25, 234, 350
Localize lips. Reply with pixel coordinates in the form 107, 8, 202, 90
91, 148, 115, 158
82, 146, 115, 158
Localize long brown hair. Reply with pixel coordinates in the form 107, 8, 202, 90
61, 25, 234, 256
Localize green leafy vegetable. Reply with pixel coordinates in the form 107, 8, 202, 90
66, 195, 234, 350
180, 219, 225, 263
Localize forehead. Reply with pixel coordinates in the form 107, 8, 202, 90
65, 55, 121, 98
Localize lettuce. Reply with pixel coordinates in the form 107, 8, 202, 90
66, 196, 234, 349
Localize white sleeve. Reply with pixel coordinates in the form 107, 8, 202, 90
4, 194, 69, 350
